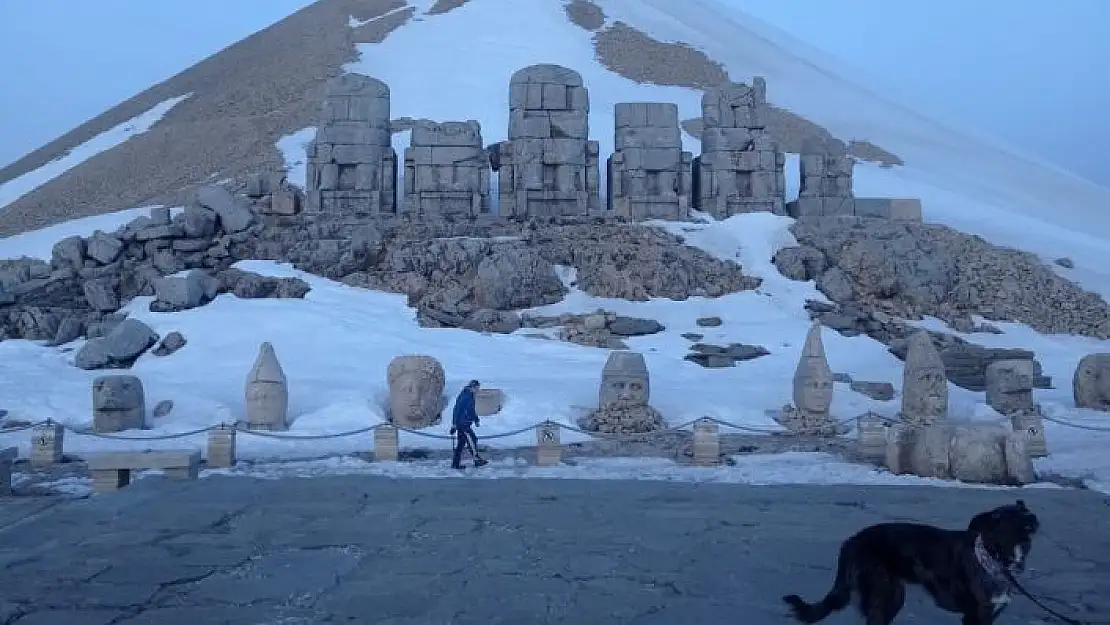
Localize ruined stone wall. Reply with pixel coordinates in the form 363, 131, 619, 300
305, 74, 397, 215
497, 64, 601, 218
693, 78, 786, 217
403, 120, 490, 217
607, 102, 692, 221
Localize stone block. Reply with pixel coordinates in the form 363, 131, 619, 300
548, 111, 588, 140
374, 425, 399, 462
509, 111, 552, 139
475, 389, 505, 416
691, 420, 719, 466
85, 449, 201, 494
855, 414, 889, 462
31, 422, 64, 469
536, 422, 561, 466
542, 83, 568, 109
206, 426, 236, 468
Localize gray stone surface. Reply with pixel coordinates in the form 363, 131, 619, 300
693, 78, 787, 217
0, 477, 1106, 623
305, 73, 397, 215
608, 102, 692, 220
403, 120, 491, 217
497, 64, 601, 217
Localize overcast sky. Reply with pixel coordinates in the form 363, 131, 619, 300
1, 0, 1106, 187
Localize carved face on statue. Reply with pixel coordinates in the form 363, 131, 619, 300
599, 352, 651, 409
797, 375, 833, 414
387, 355, 446, 429
1074, 354, 1110, 410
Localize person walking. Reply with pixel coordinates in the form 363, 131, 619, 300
450, 379, 488, 469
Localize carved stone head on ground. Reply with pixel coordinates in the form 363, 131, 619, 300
901, 331, 948, 425
792, 322, 834, 415
386, 355, 446, 429
599, 351, 650, 409
1073, 353, 1110, 411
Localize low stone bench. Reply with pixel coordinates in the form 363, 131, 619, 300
1, 447, 16, 496
85, 449, 201, 494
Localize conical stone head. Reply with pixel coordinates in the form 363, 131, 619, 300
600, 351, 650, 409
901, 331, 948, 423
793, 322, 833, 414
247, 342, 286, 386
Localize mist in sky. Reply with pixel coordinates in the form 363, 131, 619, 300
725, 0, 1109, 186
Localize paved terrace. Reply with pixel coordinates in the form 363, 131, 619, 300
1, 477, 1108, 624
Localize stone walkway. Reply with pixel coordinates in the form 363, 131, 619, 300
1, 477, 1108, 624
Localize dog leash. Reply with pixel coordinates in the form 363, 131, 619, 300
1004, 570, 1107, 625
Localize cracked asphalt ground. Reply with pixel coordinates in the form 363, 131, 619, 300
1, 477, 1108, 624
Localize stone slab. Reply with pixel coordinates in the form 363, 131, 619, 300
85, 449, 201, 471
0, 476, 1106, 622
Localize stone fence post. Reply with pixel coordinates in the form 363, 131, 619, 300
374, 424, 399, 462
855, 414, 888, 462
206, 425, 236, 468
692, 419, 719, 466
536, 421, 561, 467
32, 422, 65, 469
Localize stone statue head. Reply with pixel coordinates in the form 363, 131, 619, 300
92, 375, 145, 411
792, 322, 833, 414
901, 332, 949, 423
599, 351, 650, 409
386, 355, 446, 429
1074, 353, 1110, 410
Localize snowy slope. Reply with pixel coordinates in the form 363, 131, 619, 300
3, 0, 1110, 493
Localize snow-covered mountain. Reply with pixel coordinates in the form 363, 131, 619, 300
1, 0, 1109, 493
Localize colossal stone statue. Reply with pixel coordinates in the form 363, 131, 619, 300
305, 73, 397, 215
693, 78, 786, 217
578, 351, 664, 434
496, 64, 601, 217
403, 120, 491, 217
386, 355, 446, 429
607, 102, 692, 221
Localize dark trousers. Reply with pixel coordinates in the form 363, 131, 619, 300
452, 424, 479, 468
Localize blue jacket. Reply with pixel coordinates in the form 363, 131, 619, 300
452, 388, 479, 428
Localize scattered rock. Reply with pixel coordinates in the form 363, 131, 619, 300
521, 311, 663, 349
75, 318, 159, 370
152, 331, 187, 356
217, 268, 310, 300
696, 316, 722, 327
196, 184, 254, 233
685, 342, 769, 368
151, 270, 220, 312
849, 381, 895, 401
681, 332, 703, 341
152, 399, 174, 418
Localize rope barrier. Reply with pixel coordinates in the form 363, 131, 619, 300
2, 410, 1109, 445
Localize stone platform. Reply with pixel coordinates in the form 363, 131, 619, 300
0, 477, 1107, 623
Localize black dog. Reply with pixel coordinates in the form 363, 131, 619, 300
783, 500, 1040, 625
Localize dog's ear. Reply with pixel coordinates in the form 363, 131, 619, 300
1016, 499, 1027, 510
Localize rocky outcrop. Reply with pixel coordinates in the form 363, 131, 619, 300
0, 187, 311, 347
779, 217, 1110, 339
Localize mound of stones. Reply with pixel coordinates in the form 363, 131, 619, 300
256, 213, 760, 334
776, 216, 1110, 339
0, 186, 311, 350
521, 311, 664, 349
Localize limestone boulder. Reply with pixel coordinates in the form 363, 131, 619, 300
472, 248, 566, 310
885, 423, 1033, 485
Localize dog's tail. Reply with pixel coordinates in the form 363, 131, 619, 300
781, 544, 853, 624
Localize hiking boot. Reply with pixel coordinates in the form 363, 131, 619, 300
473, 456, 489, 468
